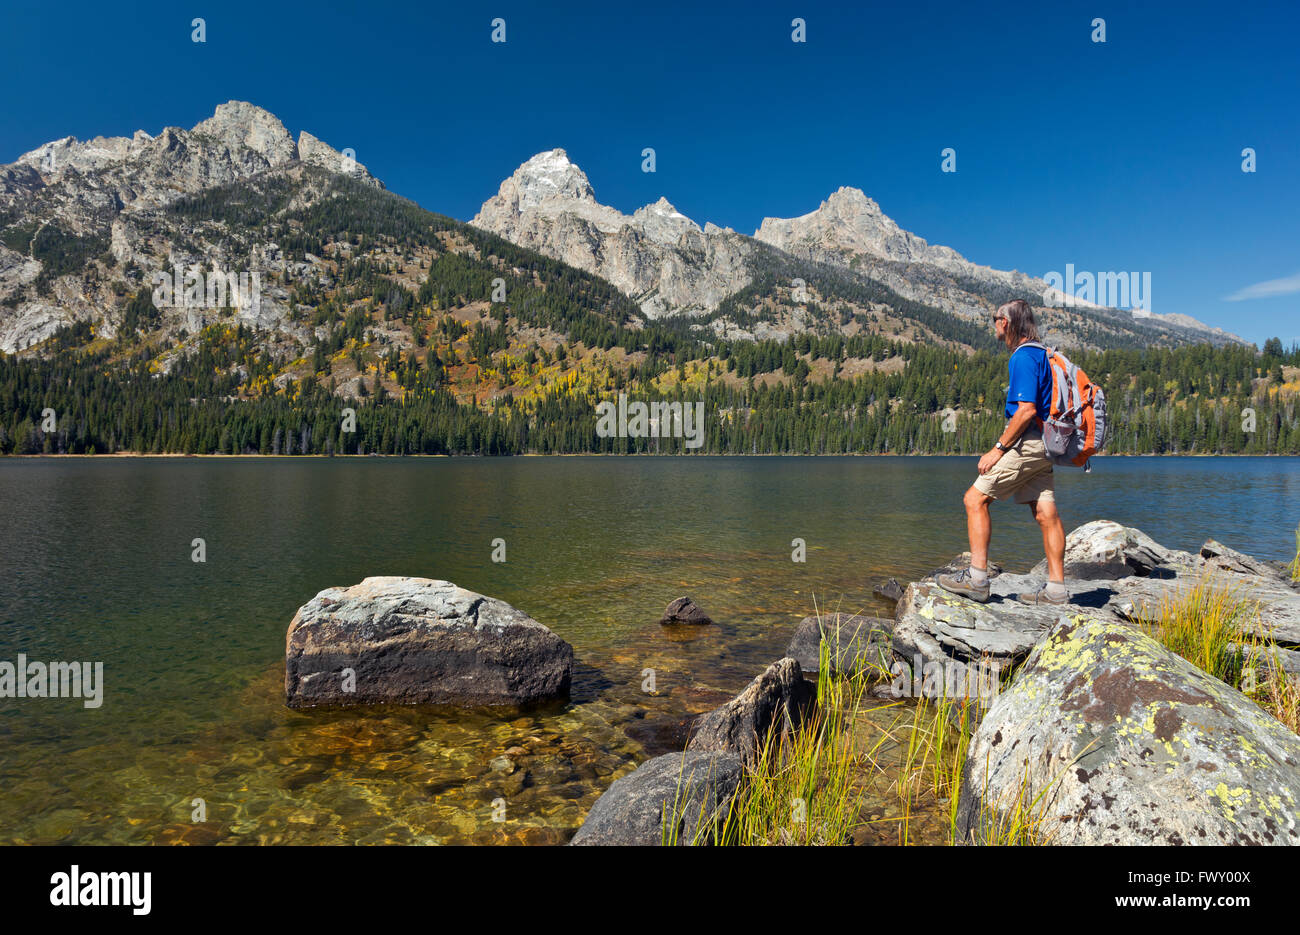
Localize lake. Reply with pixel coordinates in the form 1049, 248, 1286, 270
1, 455, 1297, 844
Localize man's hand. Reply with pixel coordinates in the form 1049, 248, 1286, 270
978, 447, 1004, 475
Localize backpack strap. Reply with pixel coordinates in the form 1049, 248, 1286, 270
1013, 341, 1053, 423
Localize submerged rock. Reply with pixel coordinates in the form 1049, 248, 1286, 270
284, 577, 573, 708
569, 751, 744, 845
786, 613, 894, 679
659, 596, 712, 625
956, 615, 1300, 845
873, 578, 905, 603
686, 657, 814, 766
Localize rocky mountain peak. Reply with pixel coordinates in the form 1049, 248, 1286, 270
507, 148, 597, 209
631, 196, 702, 244
471, 150, 749, 319
755, 186, 950, 270
190, 100, 297, 165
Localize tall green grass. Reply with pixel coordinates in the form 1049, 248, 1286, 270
679, 633, 869, 845
1138, 573, 1258, 685
1137, 571, 1300, 736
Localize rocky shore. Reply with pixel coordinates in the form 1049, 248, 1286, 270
281, 521, 1300, 845
568, 520, 1300, 845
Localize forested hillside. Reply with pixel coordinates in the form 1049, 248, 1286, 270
3, 328, 1296, 456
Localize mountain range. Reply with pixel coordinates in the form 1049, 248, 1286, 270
0, 101, 1241, 375
471, 148, 1239, 348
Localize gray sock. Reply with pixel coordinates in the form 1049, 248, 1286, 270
969, 565, 988, 586
1046, 580, 1068, 600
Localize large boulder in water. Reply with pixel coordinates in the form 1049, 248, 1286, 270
570, 751, 744, 846
686, 657, 815, 766
284, 577, 573, 708
956, 615, 1300, 845
659, 596, 712, 625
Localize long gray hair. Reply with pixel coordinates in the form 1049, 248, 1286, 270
997, 300, 1040, 346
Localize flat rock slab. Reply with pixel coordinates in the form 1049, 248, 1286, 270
957, 615, 1300, 845
686, 657, 814, 766
569, 751, 744, 846
786, 613, 894, 679
894, 576, 1118, 668
285, 576, 574, 708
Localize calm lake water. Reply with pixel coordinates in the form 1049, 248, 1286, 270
2, 455, 1298, 844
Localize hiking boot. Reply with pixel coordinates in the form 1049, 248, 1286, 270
1018, 586, 1068, 606
936, 568, 990, 603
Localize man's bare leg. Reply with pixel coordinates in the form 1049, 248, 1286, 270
937, 485, 995, 602
1029, 498, 1065, 581
964, 485, 993, 570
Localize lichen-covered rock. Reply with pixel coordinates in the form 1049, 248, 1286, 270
569, 752, 744, 846
786, 613, 893, 679
956, 615, 1300, 845
659, 596, 712, 625
1029, 519, 1193, 580
686, 658, 814, 765
285, 577, 573, 708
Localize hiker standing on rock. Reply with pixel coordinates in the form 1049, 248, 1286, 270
938, 300, 1068, 605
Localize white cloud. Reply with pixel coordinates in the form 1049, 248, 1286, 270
1224, 272, 1300, 301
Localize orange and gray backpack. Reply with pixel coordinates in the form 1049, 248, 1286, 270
1016, 341, 1108, 470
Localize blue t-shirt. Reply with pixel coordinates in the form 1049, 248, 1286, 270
1006, 344, 1052, 421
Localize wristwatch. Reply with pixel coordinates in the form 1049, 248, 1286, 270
994, 441, 1007, 451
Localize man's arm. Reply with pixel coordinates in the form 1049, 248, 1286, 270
978, 401, 1038, 474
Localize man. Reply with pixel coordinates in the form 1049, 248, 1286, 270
937, 299, 1068, 605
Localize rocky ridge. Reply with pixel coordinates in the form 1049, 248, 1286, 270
472, 149, 1240, 348
0, 101, 379, 352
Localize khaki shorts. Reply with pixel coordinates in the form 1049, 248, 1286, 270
973, 428, 1055, 504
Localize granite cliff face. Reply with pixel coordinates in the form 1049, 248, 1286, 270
0, 101, 379, 351
471, 149, 754, 320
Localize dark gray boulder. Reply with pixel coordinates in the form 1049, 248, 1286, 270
786, 613, 894, 679
956, 614, 1300, 845
284, 577, 573, 708
659, 596, 712, 625
569, 751, 744, 845
686, 657, 814, 766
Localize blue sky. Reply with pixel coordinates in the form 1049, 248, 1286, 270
2, 0, 1296, 346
